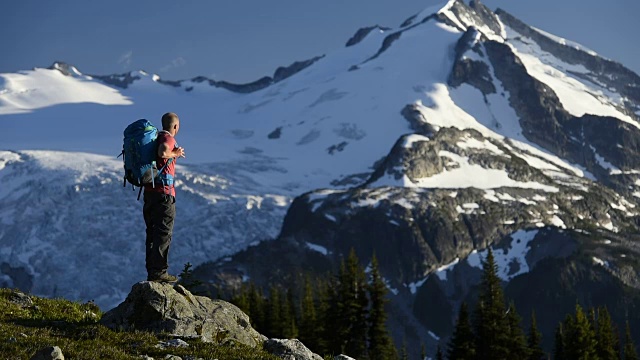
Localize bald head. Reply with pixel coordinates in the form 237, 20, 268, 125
161, 112, 180, 136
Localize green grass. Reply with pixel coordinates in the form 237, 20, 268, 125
0, 288, 280, 360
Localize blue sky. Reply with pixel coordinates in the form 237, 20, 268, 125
2, 0, 639, 83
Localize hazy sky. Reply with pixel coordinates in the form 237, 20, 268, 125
2, 0, 639, 83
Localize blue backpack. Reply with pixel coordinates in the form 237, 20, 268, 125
119, 119, 173, 199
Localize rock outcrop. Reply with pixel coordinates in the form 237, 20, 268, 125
30, 346, 64, 360
101, 282, 329, 360
263, 339, 324, 360
100, 282, 265, 347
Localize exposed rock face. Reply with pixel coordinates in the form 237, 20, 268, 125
195, 55, 324, 93
400, 104, 436, 136
495, 9, 640, 105
345, 26, 390, 47
449, 28, 496, 94
480, 39, 640, 192
47, 62, 78, 76
213, 77, 274, 94
90, 72, 141, 89
467, 0, 503, 34
100, 282, 265, 347
442, 0, 502, 34
263, 339, 323, 360
273, 56, 325, 83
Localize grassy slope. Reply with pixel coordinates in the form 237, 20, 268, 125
0, 289, 280, 360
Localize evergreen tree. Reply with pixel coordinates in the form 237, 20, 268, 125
368, 254, 398, 360
563, 304, 597, 360
231, 284, 250, 316
178, 262, 204, 294
329, 259, 348, 353
588, 308, 597, 335
435, 345, 444, 360
315, 277, 332, 355
280, 288, 298, 339
506, 302, 529, 359
299, 276, 318, 350
400, 338, 408, 360
334, 249, 369, 358
553, 323, 566, 360
624, 321, 639, 360
247, 283, 265, 332
266, 286, 282, 338
527, 311, 545, 360
595, 307, 618, 360
421, 343, 426, 360
448, 302, 476, 360
324, 250, 368, 358
473, 248, 510, 360
615, 327, 623, 360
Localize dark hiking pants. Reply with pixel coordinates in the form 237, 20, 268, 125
143, 192, 176, 278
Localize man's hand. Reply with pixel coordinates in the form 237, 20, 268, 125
173, 146, 186, 158
158, 143, 185, 159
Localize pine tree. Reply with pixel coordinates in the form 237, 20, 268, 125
624, 321, 639, 360
473, 248, 510, 360
448, 302, 475, 360
315, 277, 332, 354
615, 327, 623, 360
248, 283, 265, 332
178, 262, 204, 294
328, 259, 348, 353
368, 254, 397, 360
231, 284, 250, 316
280, 288, 298, 339
527, 311, 545, 360
299, 276, 318, 350
400, 338, 408, 360
563, 304, 597, 360
435, 345, 444, 360
506, 302, 529, 359
320, 275, 339, 354
595, 307, 618, 360
553, 323, 566, 360
266, 286, 282, 338
340, 249, 369, 359
421, 343, 426, 360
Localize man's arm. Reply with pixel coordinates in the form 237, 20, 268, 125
158, 142, 186, 159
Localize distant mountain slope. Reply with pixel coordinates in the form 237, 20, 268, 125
1, 4, 639, 356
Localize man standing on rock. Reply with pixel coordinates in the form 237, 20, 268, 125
144, 112, 185, 282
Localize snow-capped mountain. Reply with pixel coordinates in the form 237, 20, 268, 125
2, 0, 640, 354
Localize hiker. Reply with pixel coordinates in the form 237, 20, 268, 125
143, 112, 185, 282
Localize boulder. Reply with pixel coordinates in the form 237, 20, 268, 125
263, 338, 323, 360
100, 282, 265, 347
9, 290, 33, 308
30, 346, 64, 360
334, 356, 356, 360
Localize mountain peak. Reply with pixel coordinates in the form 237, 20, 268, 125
48, 61, 83, 77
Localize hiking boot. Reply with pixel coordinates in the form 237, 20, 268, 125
147, 273, 178, 283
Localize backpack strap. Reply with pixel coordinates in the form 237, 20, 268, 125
157, 157, 174, 173
118, 150, 126, 187
154, 158, 175, 190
